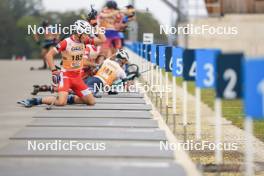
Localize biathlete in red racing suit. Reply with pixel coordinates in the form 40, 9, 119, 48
18, 20, 106, 107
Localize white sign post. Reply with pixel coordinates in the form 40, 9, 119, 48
155, 65, 159, 107
214, 98, 223, 164
172, 76, 177, 133
195, 87, 201, 140
245, 117, 254, 176
183, 81, 188, 135
159, 68, 163, 113
143, 33, 153, 85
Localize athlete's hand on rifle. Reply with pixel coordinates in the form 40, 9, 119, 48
51, 69, 61, 85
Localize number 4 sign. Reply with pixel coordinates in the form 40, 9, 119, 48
244, 59, 264, 119
183, 49, 196, 81
216, 53, 244, 99
196, 49, 221, 88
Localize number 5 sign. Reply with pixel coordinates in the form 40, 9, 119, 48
196, 49, 221, 88
216, 53, 244, 99
244, 59, 264, 119
172, 47, 184, 77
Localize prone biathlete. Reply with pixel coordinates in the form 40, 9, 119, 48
19, 20, 106, 108
81, 49, 129, 98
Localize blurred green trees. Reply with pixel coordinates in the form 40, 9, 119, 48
0, 0, 166, 59
136, 11, 167, 44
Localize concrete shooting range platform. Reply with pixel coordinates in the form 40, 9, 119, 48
0, 60, 194, 176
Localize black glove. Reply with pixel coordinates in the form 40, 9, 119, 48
52, 69, 61, 85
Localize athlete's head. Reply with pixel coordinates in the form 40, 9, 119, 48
73, 20, 94, 43
106, 0, 118, 10
126, 4, 134, 9
87, 6, 98, 26
116, 49, 129, 65
42, 20, 49, 28
125, 4, 136, 17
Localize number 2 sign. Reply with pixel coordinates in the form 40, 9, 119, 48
216, 53, 244, 99
244, 59, 264, 119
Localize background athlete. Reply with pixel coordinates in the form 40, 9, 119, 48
33, 20, 60, 70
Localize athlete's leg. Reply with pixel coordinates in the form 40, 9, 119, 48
80, 94, 95, 105
72, 77, 96, 106
40, 48, 48, 69
41, 91, 69, 106
18, 91, 68, 107
69, 94, 95, 105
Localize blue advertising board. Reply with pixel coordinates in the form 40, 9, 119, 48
165, 46, 172, 72
183, 49, 196, 81
244, 59, 264, 119
172, 47, 184, 77
151, 44, 156, 64
195, 49, 221, 88
216, 53, 243, 99
158, 45, 166, 68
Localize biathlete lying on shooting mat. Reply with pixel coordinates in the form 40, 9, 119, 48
18, 20, 106, 108
81, 49, 130, 98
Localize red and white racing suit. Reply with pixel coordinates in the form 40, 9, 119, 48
54, 35, 94, 97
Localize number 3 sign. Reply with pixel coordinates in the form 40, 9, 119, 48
196, 49, 221, 88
